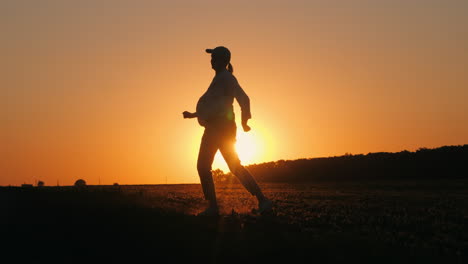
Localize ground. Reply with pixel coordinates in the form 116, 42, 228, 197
2, 180, 468, 263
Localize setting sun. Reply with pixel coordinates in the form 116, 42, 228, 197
235, 129, 261, 164
211, 124, 273, 173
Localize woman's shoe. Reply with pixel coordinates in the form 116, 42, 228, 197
257, 198, 273, 214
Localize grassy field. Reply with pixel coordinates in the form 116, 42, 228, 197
2, 180, 467, 263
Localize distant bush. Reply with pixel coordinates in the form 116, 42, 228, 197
74, 179, 87, 187
212, 169, 228, 183
37, 181, 44, 187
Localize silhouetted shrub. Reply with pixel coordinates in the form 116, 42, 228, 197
37, 181, 44, 187
212, 169, 227, 183
74, 179, 87, 187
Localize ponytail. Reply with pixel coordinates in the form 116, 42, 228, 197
227, 62, 234, 73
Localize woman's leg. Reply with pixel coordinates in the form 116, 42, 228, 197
219, 137, 263, 198
197, 128, 219, 208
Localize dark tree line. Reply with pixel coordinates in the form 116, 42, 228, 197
215, 145, 468, 183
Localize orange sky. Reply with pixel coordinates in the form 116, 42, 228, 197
2, 0, 468, 186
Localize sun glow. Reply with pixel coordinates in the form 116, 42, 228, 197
212, 125, 270, 172
235, 128, 263, 164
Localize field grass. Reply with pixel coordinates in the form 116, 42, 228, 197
2, 180, 467, 263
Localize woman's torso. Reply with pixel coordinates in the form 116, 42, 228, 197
196, 70, 237, 127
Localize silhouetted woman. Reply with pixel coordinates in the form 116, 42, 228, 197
183, 46, 272, 216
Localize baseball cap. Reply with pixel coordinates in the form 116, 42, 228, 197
205, 46, 231, 61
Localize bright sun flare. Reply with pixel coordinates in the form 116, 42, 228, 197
235, 130, 260, 163
212, 127, 266, 172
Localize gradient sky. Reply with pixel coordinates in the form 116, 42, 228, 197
2, 0, 468, 186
